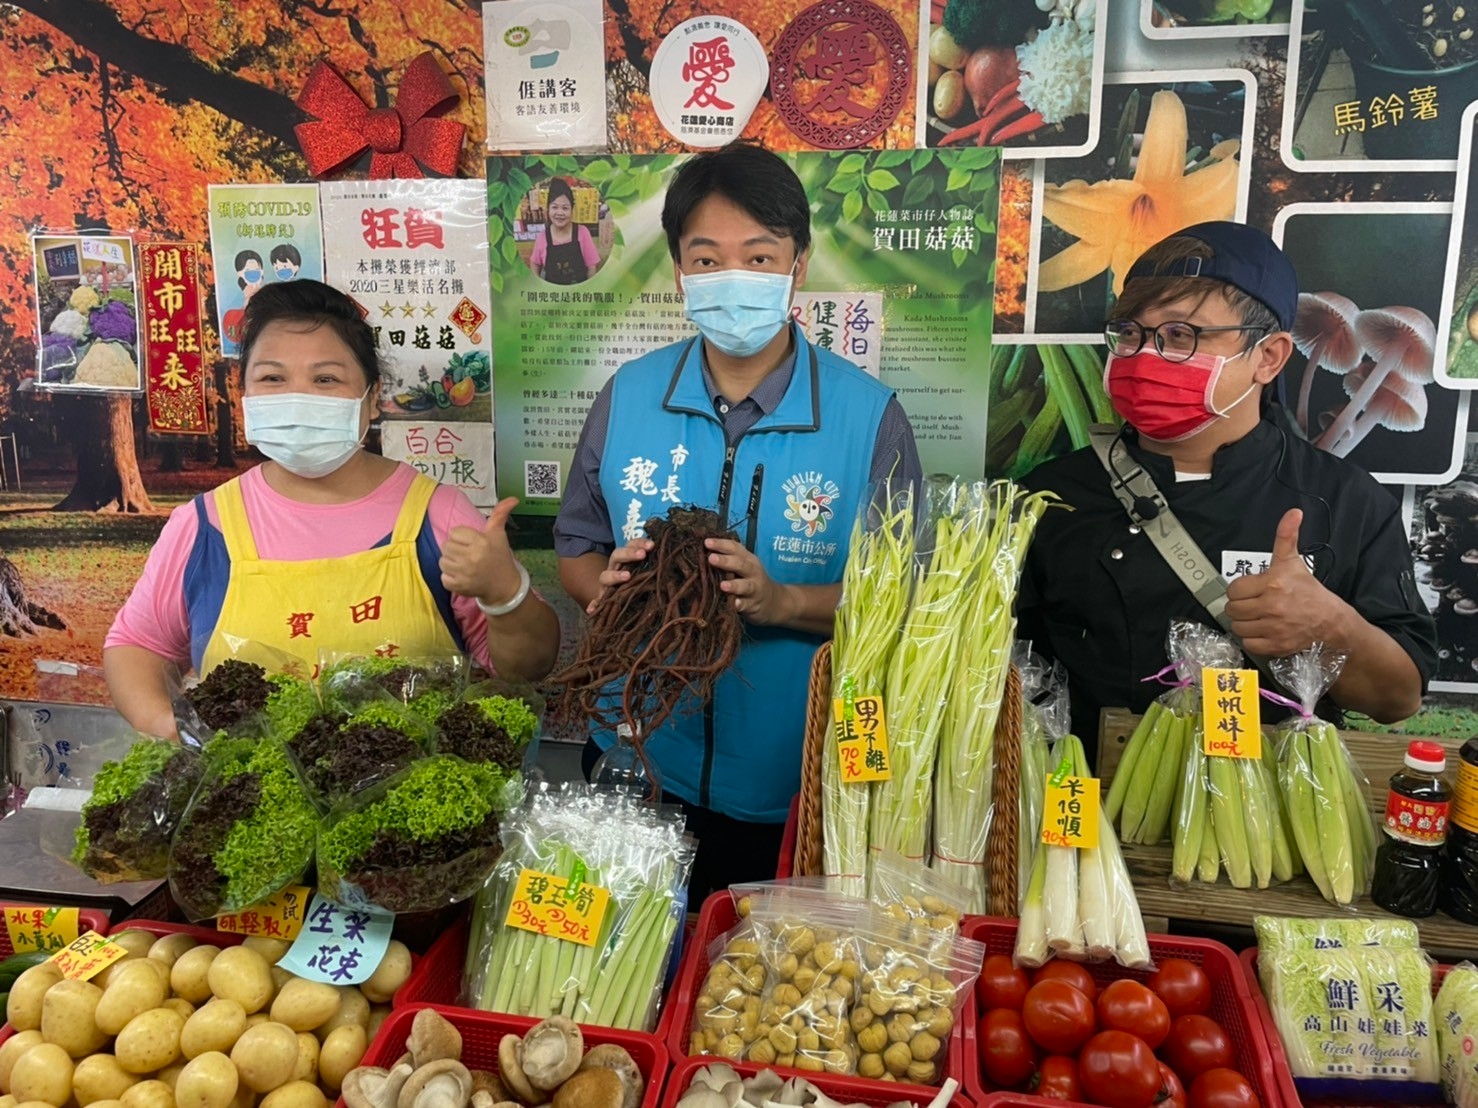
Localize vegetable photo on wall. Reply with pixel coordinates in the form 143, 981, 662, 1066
1141, 0, 1291, 34
922, 0, 1102, 155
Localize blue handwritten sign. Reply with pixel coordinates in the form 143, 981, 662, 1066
277, 894, 393, 985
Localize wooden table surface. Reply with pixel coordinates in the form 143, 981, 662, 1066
1096, 709, 1478, 958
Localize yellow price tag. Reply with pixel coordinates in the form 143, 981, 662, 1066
215, 885, 311, 941
3, 906, 79, 955
48, 931, 128, 982
504, 868, 610, 948
1042, 774, 1100, 849
833, 694, 891, 784
1202, 668, 1262, 759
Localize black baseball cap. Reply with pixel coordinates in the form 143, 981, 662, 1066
1124, 221, 1299, 332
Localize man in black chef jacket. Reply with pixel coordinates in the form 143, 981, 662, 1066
1017, 221, 1438, 754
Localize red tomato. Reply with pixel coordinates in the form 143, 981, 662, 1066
1148, 959, 1213, 1018
1187, 1068, 1260, 1108
1033, 960, 1100, 1002
1162, 1015, 1235, 1083
978, 954, 1031, 1012
1022, 980, 1098, 1054
1097, 979, 1171, 1049
1032, 1056, 1083, 1101
1158, 1061, 1187, 1108
1078, 1031, 1162, 1108
980, 1008, 1038, 1089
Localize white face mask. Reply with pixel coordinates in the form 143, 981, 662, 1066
243, 389, 370, 479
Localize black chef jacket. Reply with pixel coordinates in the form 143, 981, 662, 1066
1017, 413, 1438, 758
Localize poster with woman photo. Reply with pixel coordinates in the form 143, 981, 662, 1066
1281, 0, 1476, 173
514, 175, 612, 286
1273, 202, 1469, 486
30, 233, 142, 392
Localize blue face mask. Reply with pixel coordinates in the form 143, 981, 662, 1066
243, 389, 369, 479
681, 267, 796, 358
274, 265, 296, 280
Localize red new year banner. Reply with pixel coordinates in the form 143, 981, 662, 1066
139, 242, 209, 434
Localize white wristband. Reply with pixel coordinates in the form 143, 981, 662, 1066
477, 561, 531, 617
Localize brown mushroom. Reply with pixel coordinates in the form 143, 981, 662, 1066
496, 1036, 540, 1106
409, 1010, 464, 1068
471, 1072, 510, 1104
1292, 291, 1363, 435
1318, 306, 1435, 452
520, 1018, 583, 1092
343, 1063, 416, 1108
551, 1069, 622, 1108
398, 1060, 473, 1108
576, 1047, 642, 1108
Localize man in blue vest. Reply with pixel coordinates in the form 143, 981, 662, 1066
555, 142, 922, 898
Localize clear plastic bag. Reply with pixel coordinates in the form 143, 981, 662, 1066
317, 753, 520, 914
869, 851, 969, 936
168, 738, 316, 920
177, 641, 320, 742
1436, 962, 1478, 1106
1271, 645, 1379, 907
1015, 645, 1065, 912
825, 479, 915, 899
464, 784, 695, 1031
44, 735, 204, 883
686, 921, 765, 1058
317, 651, 470, 718
435, 687, 542, 777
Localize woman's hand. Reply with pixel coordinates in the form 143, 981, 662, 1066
441, 497, 526, 607
587, 538, 654, 614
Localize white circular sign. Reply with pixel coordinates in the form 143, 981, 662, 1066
648, 16, 767, 148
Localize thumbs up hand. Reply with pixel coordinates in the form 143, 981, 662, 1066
441, 497, 527, 608
1225, 508, 1346, 657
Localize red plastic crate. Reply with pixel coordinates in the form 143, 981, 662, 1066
1238, 947, 1447, 1108
958, 917, 1281, 1108
777, 796, 800, 880
663, 892, 966, 1100
350, 1005, 670, 1108
394, 913, 469, 1008
663, 1055, 975, 1108
0, 905, 110, 958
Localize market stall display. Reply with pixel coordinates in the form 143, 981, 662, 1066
665, 1058, 965, 1108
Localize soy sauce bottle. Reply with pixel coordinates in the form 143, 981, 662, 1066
1442, 738, 1478, 923
1372, 741, 1452, 918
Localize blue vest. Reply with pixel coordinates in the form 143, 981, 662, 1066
597, 326, 893, 822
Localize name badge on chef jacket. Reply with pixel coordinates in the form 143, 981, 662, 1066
1221, 549, 1317, 584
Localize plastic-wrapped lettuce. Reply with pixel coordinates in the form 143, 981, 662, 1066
1437, 964, 1478, 1107
66, 738, 203, 882
1262, 944, 1438, 1083
1254, 915, 1420, 954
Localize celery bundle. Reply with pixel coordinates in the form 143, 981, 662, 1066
1437, 964, 1478, 1106
932, 485, 1055, 911
1270, 646, 1378, 906
465, 786, 694, 1031
825, 483, 915, 898
1016, 734, 1149, 970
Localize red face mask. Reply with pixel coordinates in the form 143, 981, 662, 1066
1103, 346, 1257, 443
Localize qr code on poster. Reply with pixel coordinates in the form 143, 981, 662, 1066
524, 460, 562, 499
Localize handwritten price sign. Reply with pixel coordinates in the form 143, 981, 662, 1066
833, 692, 892, 784
1042, 769, 1100, 850
215, 885, 311, 940
504, 868, 610, 947
3, 906, 79, 954
48, 931, 128, 982
1202, 668, 1262, 759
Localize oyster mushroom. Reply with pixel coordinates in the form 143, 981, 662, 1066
689, 1066, 740, 1092
398, 1060, 474, 1108
552, 1068, 623, 1108
520, 1017, 584, 1092
1292, 291, 1363, 435
409, 1009, 464, 1068
497, 1036, 541, 1105
577, 1046, 643, 1108
676, 1089, 733, 1108
1317, 305, 1435, 453
343, 1063, 415, 1108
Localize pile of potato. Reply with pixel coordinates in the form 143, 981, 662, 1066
0, 928, 416, 1108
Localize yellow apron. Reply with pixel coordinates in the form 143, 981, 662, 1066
199, 473, 461, 677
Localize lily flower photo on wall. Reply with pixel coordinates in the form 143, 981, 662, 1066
1030, 71, 1254, 339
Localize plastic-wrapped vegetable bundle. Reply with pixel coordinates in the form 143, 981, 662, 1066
1437, 964, 1478, 1106
317, 754, 521, 913
465, 785, 695, 1031
1015, 732, 1150, 970
1271, 645, 1379, 906
287, 703, 424, 804
435, 691, 541, 775
1253, 915, 1418, 952
168, 738, 316, 920
1015, 648, 1064, 909
58, 737, 203, 882
318, 653, 469, 720
825, 481, 915, 899
180, 657, 320, 740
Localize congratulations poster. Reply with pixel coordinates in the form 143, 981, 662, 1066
485, 149, 997, 514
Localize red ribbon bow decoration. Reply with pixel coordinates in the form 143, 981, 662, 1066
294, 51, 466, 179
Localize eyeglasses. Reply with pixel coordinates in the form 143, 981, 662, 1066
1104, 319, 1271, 363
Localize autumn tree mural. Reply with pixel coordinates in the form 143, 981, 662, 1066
0, 0, 486, 697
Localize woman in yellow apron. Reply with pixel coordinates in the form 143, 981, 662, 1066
104, 281, 560, 739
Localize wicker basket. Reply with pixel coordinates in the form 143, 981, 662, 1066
793, 642, 1024, 914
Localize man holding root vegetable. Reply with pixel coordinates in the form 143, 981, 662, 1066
554, 143, 922, 897
1018, 222, 1437, 755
